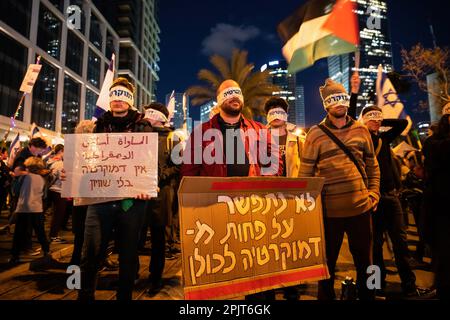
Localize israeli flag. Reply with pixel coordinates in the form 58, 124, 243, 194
93, 53, 116, 120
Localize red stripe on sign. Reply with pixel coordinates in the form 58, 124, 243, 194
185, 266, 327, 300
211, 181, 307, 190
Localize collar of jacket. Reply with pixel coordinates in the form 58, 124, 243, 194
210, 113, 252, 130
324, 115, 354, 130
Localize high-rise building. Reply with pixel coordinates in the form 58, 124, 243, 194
295, 85, 306, 128
92, 0, 160, 106
0, 0, 119, 138
260, 60, 306, 127
166, 92, 189, 130
199, 101, 215, 123
328, 0, 393, 113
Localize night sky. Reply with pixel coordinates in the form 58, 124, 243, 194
156, 0, 449, 127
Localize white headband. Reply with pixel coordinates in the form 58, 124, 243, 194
362, 110, 383, 124
145, 108, 169, 124
217, 87, 244, 106
267, 107, 288, 124
442, 104, 450, 115
323, 93, 350, 110
109, 86, 134, 107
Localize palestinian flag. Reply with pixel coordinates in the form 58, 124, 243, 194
277, 0, 359, 73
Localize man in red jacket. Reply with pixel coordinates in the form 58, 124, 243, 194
181, 80, 281, 178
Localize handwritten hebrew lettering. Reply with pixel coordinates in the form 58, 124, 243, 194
194, 248, 206, 278
271, 217, 281, 240
261, 193, 276, 215
193, 220, 215, 245
280, 243, 292, 270
269, 244, 280, 261
219, 223, 238, 244
309, 237, 321, 257
297, 240, 312, 260
242, 222, 255, 243
240, 248, 253, 271
233, 196, 250, 215
251, 194, 263, 213
89, 179, 111, 191
281, 218, 294, 239
212, 253, 225, 274
254, 220, 266, 241
256, 245, 270, 266
274, 193, 288, 216
222, 244, 236, 274
218, 195, 235, 214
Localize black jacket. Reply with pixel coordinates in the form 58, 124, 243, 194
94, 109, 152, 133
347, 96, 408, 193
152, 126, 180, 188
423, 134, 450, 207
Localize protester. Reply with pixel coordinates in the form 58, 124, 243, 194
9, 137, 49, 256
422, 106, 450, 300
0, 148, 11, 212
357, 105, 426, 297
47, 144, 68, 243
77, 77, 153, 301
264, 96, 304, 300
265, 97, 304, 178
299, 78, 380, 300
70, 120, 95, 266
9, 157, 51, 264
181, 79, 281, 178
140, 102, 181, 296
182, 80, 281, 299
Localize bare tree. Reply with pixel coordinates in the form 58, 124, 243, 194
401, 44, 450, 107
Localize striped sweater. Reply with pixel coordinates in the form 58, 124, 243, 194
299, 116, 380, 218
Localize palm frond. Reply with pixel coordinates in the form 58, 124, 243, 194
197, 69, 222, 89
210, 55, 231, 79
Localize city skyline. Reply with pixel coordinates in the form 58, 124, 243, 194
157, 0, 449, 127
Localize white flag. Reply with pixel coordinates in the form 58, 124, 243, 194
167, 90, 175, 121
93, 54, 115, 120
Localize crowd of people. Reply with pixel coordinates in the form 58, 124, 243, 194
0, 73, 448, 301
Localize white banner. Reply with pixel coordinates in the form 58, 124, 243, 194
62, 133, 158, 198
20, 64, 42, 93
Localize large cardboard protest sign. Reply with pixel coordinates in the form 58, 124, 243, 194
62, 133, 158, 198
178, 177, 329, 300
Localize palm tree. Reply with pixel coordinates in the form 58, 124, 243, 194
186, 49, 280, 119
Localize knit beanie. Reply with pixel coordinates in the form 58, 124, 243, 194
319, 78, 350, 110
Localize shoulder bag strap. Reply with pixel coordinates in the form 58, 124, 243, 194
318, 124, 368, 188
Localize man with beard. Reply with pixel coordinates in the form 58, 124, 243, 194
181, 79, 281, 299
181, 79, 281, 177
299, 79, 380, 300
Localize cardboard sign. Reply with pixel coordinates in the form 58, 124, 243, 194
19, 64, 42, 93
178, 177, 329, 300
62, 133, 158, 198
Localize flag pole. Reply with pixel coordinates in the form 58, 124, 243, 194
182, 93, 187, 132
2, 93, 26, 143
2, 55, 42, 143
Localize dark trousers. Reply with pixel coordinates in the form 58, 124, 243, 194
145, 199, 166, 283
78, 200, 145, 301
373, 194, 416, 292
150, 225, 165, 283
432, 214, 450, 299
11, 212, 49, 257
70, 205, 88, 265
49, 191, 67, 238
318, 211, 374, 300
0, 186, 8, 211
